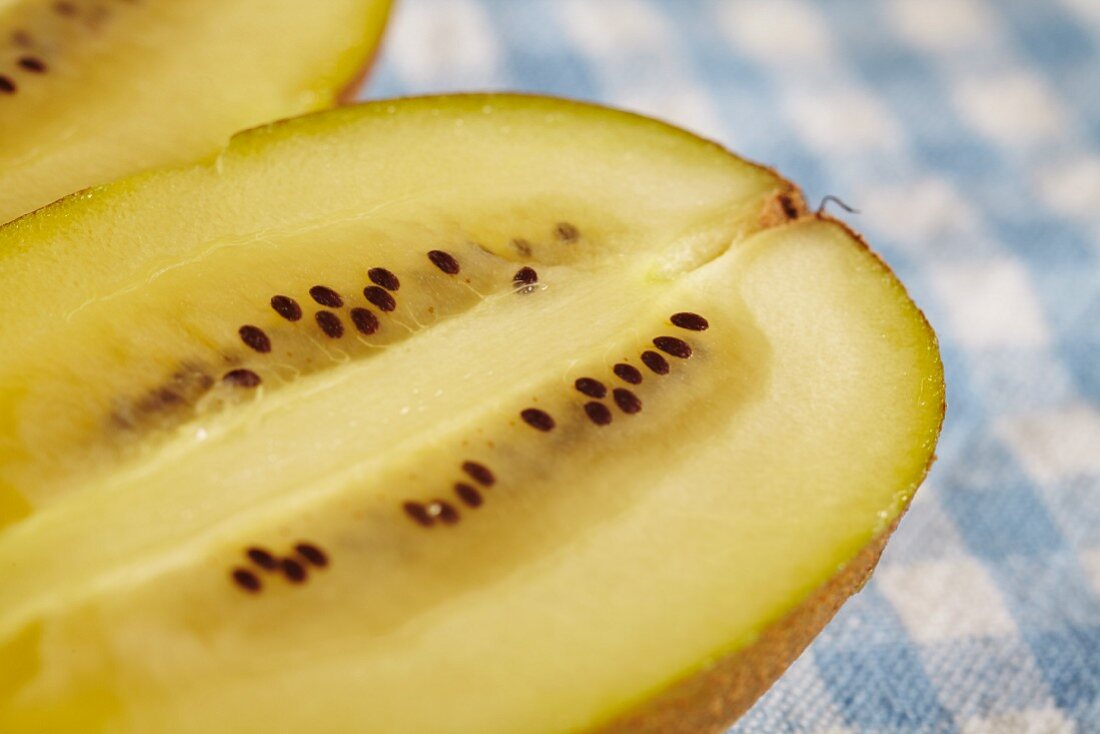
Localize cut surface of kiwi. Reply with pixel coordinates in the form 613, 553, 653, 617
0, 95, 944, 733
0, 0, 392, 224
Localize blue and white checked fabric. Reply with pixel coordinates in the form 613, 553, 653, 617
350, 2, 1100, 731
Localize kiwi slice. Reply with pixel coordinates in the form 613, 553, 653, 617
0, 95, 944, 733
0, 0, 392, 224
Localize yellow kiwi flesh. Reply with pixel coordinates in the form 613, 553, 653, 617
0, 0, 392, 224
0, 95, 944, 733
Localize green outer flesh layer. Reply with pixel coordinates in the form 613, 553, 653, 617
0, 95, 945, 733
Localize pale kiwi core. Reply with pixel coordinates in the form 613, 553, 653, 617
0, 96, 944, 733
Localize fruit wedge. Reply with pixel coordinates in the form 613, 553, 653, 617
0, 0, 392, 224
0, 95, 944, 734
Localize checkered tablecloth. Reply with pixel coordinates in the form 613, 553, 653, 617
351, 1, 1100, 731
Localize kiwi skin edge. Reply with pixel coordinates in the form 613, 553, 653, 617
595, 203, 945, 733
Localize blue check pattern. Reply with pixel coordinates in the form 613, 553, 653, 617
352, 1, 1100, 731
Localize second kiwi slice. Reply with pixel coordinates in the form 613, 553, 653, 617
0, 0, 392, 223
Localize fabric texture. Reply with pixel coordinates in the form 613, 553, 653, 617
353, 1, 1100, 731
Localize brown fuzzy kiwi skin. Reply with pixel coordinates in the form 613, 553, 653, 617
592, 192, 946, 734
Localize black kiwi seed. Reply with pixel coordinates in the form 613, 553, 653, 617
368, 267, 400, 291
246, 547, 279, 571
520, 408, 555, 432
613, 363, 643, 385
222, 369, 262, 388
270, 295, 302, 321
555, 222, 579, 243
461, 461, 495, 487
613, 388, 643, 415
575, 377, 607, 399
403, 501, 434, 527
0, 76, 16, 94
363, 285, 396, 312
513, 266, 538, 293
238, 325, 271, 353
315, 311, 344, 338
653, 336, 692, 359
309, 285, 343, 308
670, 312, 709, 331
231, 568, 262, 593
454, 483, 483, 508
17, 56, 46, 73
281, 558, 308, 584
295, 543, 328, 568
641, 350, 670, 375
350, 307, 379, 335
584, 401, 613, 426
428, 500, 460, 525
428, 250, 460, 275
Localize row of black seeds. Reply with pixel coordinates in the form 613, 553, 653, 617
527, 313, 704, 431
402, 460, 496, 528
238, 254, 459, 353
572, 312, 707, 427
231, 541, 329, 594
232, 253, 527, 390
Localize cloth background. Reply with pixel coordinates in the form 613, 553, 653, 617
351, 1, 1100, 731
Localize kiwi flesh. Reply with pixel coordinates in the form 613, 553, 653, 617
0, 0, 392, 224
0, 95, 945, 733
